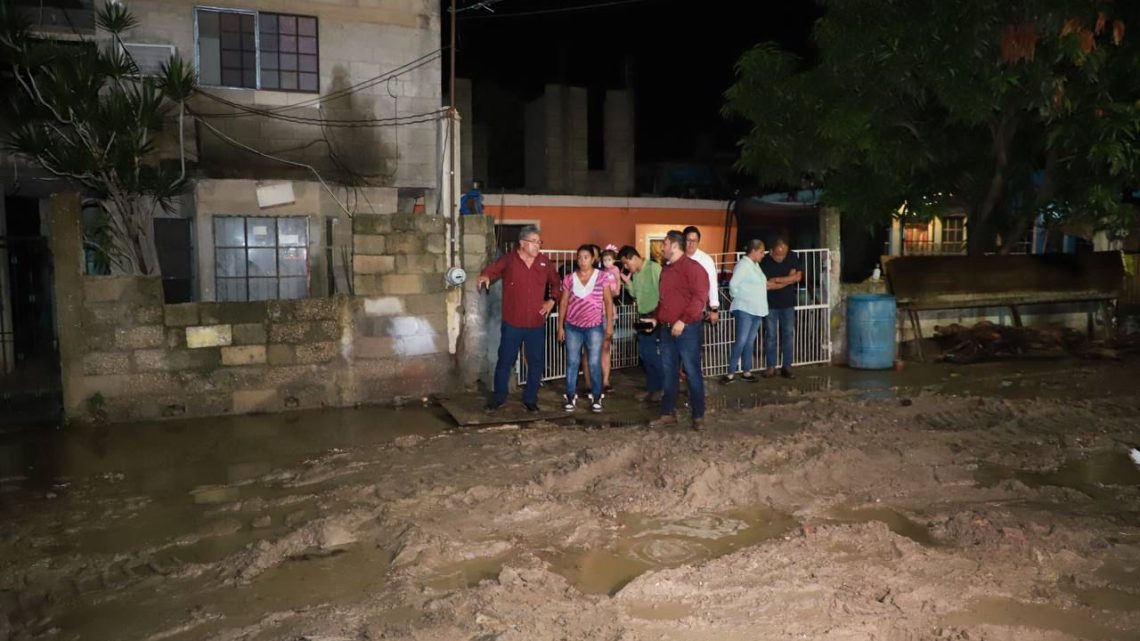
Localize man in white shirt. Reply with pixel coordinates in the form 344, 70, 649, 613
682, 226, 720, 324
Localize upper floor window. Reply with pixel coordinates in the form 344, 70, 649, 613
195, 8, 319, 92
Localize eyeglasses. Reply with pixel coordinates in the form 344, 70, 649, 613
520, 238, 543, 246
685, 238, 700, 244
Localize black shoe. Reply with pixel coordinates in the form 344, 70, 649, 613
721, 374, 737, 385
741, 373, 758, 383
780, 367, 794, 379
484, 401, 504, 413
523, 402, 540, 412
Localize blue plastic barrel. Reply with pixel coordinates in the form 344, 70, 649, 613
847, 294, 897, 370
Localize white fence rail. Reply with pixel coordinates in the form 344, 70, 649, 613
516, 248, 832, 384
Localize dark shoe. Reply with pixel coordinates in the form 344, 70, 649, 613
721, 374, 736, 385
604, 385, 614, 395
648, 415, 677, 429
761, 368, 777, 379
780, 367, 794, 379
692, 418, 706, 431
563, 394, 577, 412
741, 373, 758, 383
484, 401, 504, 413
523, 402, 540, 412
647, 391, 662, 404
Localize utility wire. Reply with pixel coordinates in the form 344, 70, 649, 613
460, 0, 652, 20
195, 115, 352, 217
191, 48, 442, 121
193, 91, 447, 127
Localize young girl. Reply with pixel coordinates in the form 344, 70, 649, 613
558, 245, 615, 412
599, 245, 622, 394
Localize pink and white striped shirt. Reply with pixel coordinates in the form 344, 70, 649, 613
562, 269, 614, 328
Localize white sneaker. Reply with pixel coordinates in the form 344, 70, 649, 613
589, 395, 602, 413
563, 394, 577, 411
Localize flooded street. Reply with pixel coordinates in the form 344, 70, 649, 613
2, 359, 1140, 640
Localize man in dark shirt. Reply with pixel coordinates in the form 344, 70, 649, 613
647, 230, 710, 431
759, 239, 803, 378
478, 225, 561, 411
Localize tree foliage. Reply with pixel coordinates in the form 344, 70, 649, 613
724, 0, 1140, 253
0, 1, 195, 273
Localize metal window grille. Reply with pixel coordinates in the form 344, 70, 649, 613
214, 216, 310, 302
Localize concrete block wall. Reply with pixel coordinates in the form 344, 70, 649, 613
603, 89, 635, 196
522, 84, 634, 196
124, 0, 441, 188
50, 189, 493, 423
69, 275, 455, 423
351, 212, 448, 299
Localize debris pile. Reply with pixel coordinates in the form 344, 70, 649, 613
932, 321, 1119, 363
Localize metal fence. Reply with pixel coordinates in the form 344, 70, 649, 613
517, 248, 832, 384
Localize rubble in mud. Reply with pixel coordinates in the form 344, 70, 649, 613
1, 361, 1139, 641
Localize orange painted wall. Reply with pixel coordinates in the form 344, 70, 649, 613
485, 204, 738, 256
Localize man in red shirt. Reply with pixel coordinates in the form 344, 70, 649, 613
646, 230, 710, 431
477, 225, 561, 412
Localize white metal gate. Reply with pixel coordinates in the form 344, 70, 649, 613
517, 248, 832, 384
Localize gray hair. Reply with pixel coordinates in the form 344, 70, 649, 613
518, 224, 540, 242
745, 238, 766, 254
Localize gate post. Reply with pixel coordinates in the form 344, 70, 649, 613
48, 192, 86, 419
820, 207, 842, 364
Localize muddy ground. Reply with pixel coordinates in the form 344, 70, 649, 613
2, 359, 1140, 641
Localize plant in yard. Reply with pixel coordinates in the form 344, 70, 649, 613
0, 1, 195, 274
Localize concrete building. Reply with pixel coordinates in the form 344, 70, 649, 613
0, 1, 473, 423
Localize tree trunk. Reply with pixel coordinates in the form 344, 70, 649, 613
969, 115, 1017, 256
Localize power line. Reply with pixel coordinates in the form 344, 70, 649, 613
459, 0, 653, 20
195, 116, 352, 217
194, 48, 443, 121
193, 91, 447, 128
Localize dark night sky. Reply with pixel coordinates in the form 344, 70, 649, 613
445, 0, 820, 165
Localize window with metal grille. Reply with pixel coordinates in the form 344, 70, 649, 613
258, 13, 319, 92
941, 216, 965, 252
214, 216, 309, 301
195, 8, 319, 93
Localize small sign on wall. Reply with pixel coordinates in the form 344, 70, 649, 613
256, 182, 295, 209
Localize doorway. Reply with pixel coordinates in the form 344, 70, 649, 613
1, 196, 61, 425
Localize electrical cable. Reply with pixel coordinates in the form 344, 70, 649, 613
195, 115, 352, 217
193, 49, 443, 120
460, 0, 652, 20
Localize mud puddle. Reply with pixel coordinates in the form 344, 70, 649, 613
827, 506, 938, 546
943, 597, 1140, 641
424, 553, 512, 591
548, 507, 797, 595
975, 450, 1140, 498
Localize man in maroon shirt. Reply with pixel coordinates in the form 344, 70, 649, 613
646, 230, 710, 430
477, 225, 561, 411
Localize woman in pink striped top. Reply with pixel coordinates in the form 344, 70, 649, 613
557, 245, 615, 413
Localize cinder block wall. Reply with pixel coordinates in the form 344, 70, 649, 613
57, 210, 498, 424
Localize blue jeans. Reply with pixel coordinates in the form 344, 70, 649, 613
637, 327, 663, 393
729, 310, 763, 374
494, 322, 545, 405
763, 307, 796, 369
660, 322, 705, 419
564, 323, 604, 400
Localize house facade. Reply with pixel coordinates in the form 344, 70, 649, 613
1, 1, 477, 423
